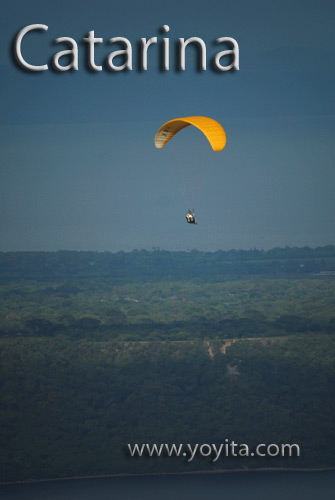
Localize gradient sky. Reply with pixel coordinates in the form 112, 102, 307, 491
1, 0, 334, 251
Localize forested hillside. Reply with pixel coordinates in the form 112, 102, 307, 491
0, 247, 334, 482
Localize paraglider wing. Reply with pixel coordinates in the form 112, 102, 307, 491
154, 116, 226, 151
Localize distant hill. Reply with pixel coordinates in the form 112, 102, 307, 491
0, 246, 334, 282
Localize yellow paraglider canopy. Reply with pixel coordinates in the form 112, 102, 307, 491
154, 116, 226, 152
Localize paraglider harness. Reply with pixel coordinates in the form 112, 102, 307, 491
186, 209, 197, 224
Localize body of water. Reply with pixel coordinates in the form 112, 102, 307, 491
1, 470, 335, 500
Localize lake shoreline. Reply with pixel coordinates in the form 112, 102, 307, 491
2, 467, 335, 487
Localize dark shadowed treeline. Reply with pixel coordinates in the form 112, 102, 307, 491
1, 337, 335, 482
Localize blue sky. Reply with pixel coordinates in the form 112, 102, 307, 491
1, 0, 334, 251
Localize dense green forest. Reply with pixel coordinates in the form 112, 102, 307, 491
0, 247, 334, 482
1, 247, 335, 341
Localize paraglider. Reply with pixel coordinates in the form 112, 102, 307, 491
186, 209, 197, 224
155, 116, 226, 225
